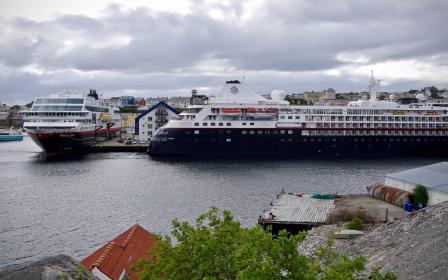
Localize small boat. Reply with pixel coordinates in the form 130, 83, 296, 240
0, 129, 24, 141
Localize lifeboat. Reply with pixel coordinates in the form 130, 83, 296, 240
221, 108, 242, 114
247, 108, 278, 114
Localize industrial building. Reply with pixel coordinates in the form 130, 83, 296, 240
385, 162, 448, 206
134, 101, 179, 143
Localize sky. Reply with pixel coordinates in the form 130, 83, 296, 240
0, 0, 447, 104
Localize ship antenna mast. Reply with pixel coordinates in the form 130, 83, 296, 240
369, 70, 379, 101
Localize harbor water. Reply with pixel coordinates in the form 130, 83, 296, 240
0, 136, 444, 267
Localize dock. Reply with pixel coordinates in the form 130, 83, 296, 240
259, 192, 335, 234
89, 139, 148, 153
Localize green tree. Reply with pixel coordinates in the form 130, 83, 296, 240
134, 208, 395, 280
413, 184, 429, 207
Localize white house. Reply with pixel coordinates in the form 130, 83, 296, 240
134, 101, 179, 143
385, 162, 448, 206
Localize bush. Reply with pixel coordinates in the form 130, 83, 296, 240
413, 184, 429, 208
133, 208, 395, 279
346, 217, 364, 230
327, 207, 376, 224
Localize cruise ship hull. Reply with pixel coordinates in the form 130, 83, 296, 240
28, 127, 121, 157
149, 128, 448, 157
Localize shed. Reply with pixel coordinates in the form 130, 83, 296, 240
385, 162, 448, 206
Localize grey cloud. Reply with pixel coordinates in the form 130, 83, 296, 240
0, 0, 447, 103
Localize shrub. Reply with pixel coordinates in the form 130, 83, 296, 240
413, 184, 429, 208
346, 217, 364, 230
327, 207, 376, 224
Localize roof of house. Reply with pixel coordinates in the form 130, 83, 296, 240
134, 101, 179, 134
386, 162, 448, 193
81, 224, 157, 280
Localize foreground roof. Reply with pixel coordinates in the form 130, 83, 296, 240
81, 224, 157, 280
386, 162, 448, 193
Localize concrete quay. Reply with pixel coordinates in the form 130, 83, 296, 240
89, 139, 148, 153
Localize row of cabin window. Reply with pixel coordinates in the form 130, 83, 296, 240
280, 115, 300, 120
195, 122, 260, 127
190, 130, 294, 135
187, 137, 447, 144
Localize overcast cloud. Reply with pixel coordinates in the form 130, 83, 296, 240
0, 0, 447, 104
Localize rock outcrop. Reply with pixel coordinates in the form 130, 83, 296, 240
338, 200, 448, 279
0, 255, 99, 280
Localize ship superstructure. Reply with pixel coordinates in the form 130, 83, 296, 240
149, 75, 448, 157
22, 92, 121, 156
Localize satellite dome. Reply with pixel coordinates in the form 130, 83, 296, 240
389, 94, 397, 100
416, 93, 427, 101
271, 90, 286, 100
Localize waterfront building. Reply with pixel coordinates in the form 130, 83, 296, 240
303, 91, 320, 104
119, 96, 135, 106
135, 101, 179, 143
81, 224, 156, 280
167, 96, 191, 109
385, 162, 448, 206
120, 113, 138, 130
135, 97, 146, 106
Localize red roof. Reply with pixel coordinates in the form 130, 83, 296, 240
81, 224, 157, 280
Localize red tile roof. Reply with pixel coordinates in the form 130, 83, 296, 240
81, 224, 157, 280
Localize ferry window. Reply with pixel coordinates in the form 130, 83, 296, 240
203, 123, 208, 126
211, 123, 215, 126
250, 130, 255, 134
226, 123, 231, 126
226, 138, 231, 142
242, 130, 247, 134
242, 122, 246, 125
287, 130, 293, 134
295, 116, 300, 119
280, 116, 285, 119
218, 123, 223, 126
272, 130, 278, 134
250, 123, 254, 125
226, 130, 231, 134
194, 130, 200, 134
257, 130, 262, 134
288, 116, 293, 119
264, 130, 271, 134
194, 122, 199, 126
280, 130, 285, 134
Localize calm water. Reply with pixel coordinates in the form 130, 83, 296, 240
0, 136, 444, 267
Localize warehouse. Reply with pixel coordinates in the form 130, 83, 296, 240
385, 162, 448, 206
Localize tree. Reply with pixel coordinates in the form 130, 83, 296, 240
133, 208, 396, 280
413, 184, 429, 207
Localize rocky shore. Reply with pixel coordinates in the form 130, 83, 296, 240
299, 200, 448, 279
0, 255, 98, 280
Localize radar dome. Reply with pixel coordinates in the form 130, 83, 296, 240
271, 90, 286, 100
389, 93, 397, 100
416, 93, 427, 101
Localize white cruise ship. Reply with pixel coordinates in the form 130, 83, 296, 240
149, 74, 448, 157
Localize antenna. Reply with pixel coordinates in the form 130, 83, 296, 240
242, 75, 246, 83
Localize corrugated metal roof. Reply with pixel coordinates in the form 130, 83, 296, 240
386, 162, 448, 193
261, 194, 335, 225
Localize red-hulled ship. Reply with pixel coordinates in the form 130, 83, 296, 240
22, 90, 121, 157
